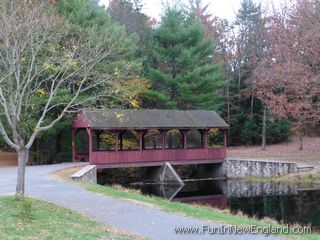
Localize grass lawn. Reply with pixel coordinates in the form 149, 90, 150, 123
0, 196, 135, 240
245, 171, 320, 185
84, 183, 319, 240
227, 137, 320, 166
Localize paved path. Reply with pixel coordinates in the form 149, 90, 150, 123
0, 163, 282, 240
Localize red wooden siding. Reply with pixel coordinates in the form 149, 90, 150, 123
90, 148, 226, 165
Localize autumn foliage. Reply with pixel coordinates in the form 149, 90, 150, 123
253, 0, 320, 149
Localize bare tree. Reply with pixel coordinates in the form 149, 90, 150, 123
0, 0, 128, 199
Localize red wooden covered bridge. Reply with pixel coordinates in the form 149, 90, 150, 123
72, 109, 229, 169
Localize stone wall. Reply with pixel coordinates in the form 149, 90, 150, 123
225, 158, 298, 178
71, 165, 97, 184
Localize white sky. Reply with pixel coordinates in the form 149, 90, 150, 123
99, 0, 283, 22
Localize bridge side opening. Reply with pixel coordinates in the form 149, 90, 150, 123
166, 129, 183, 149
143, 129, 162, 150
208, 128, 225, 149
92, 130, 115, 151
186, 129, 202, 149
72, 128, 89, 162
119, 130, 140, 150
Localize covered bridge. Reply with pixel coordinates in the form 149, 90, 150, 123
72, 109, 229, 168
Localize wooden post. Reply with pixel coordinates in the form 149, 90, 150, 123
72, 128, 76, 162
96, 131, 100, 151
142, 130, 146, 149
161, 130, 166, 149
119, 131, 123, 150
114, 131, 119, 151
183, 130, 188, 149
87, 128, 92, 163
203, 130, 208, 149
223, 130, 227, 148
139, 131, 143, 151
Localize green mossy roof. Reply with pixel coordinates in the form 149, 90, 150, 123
81, 109, 229, 130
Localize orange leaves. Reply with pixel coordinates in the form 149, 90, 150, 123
252, 0, 320, 125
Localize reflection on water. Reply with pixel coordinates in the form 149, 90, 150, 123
132, 180, 320, 229
228, 191, 320, 231
137, 183, 183, 200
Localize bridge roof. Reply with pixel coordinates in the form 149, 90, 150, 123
76, 108, 229, 130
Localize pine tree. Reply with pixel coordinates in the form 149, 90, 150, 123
108, 0, 151, 52
144, 6, 226, 110
228, 0, 265, 145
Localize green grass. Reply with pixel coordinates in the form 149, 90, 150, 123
245, 172, 320, 185
0, 196, 134, 240
84, 183, 320, 240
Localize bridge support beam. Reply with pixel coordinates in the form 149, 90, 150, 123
148, 162, 184, 186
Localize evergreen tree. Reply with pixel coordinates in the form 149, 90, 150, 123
228, 0, 265, 145
108, 0, 151, 55
144, 6, 226, 110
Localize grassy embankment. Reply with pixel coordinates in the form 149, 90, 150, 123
0, 196, 135, 240
245, 171, 320, 185
84, 183, 318, 240
55, 166, 320, 240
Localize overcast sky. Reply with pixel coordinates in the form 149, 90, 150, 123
99, 0, 284, 22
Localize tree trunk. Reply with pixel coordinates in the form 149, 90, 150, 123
298, 127, 304, 150
261, 106, 267, 151
250, 91, 254, 120
16, 148, 29, 200
226, 83, 230, 125
238, 68, 241, 100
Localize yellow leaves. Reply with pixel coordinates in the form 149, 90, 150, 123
70, 60, 79, 68
208, 128, 218, 137
130, 99, 140, 108
36, 88, 47, 96
43, 51, 79, 72
100, 133, 115, 145
122, 131, 139, 149
113, 77, 150, 109
43, 62, 59, 72
114, 84, 121, 94
122, 139, 139, 149
48, 43, 57, 53
111, 61, 150, 108
43, 63, 50, 69
168, 129, 180, 135
20, 57, 27, 64
123, 78, 150, 94
148, 129, 161, 135
113, 67, 120, 76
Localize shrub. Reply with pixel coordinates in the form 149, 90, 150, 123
266, 119, 291, 144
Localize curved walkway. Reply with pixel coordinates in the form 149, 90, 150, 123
0, 163, 282, 240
